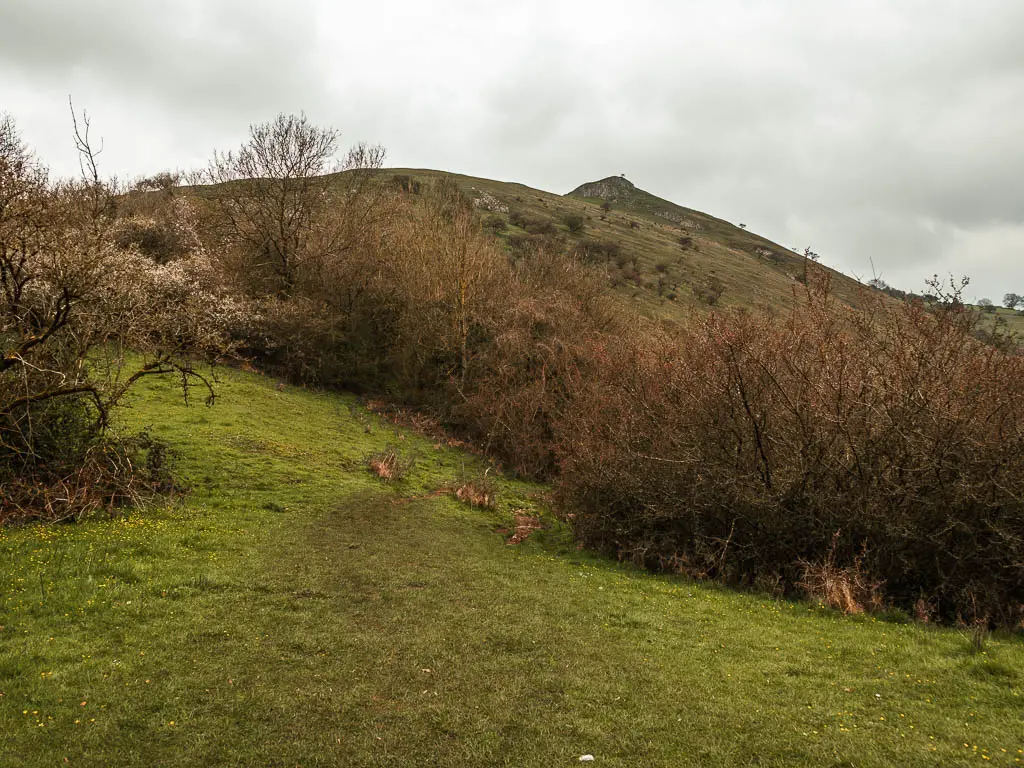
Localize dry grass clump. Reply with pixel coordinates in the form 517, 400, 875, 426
454, 472, 497, 509
365, 447, 414, 482
0, 433, 173, 525
1, 465, 130, 525
797, 538, 884, 615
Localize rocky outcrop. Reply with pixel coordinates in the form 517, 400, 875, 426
469, 188, 509, 214
654, 211, 700, 229
568, 176, 636, 201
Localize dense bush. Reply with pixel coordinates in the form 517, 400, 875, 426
555, 274, 1024, 626
113, 193, 200, 264
482, 213, 506, 233
563, 213, 585, 234
391, 174, 421, 194
456, 244, 615, 476
507, 232, 549, 257
508, 210, 558, 236
572, 238, 622, 265
212, 174, 611, 477
693, 274, 726, 306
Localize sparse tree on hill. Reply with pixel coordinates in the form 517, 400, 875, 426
564, 212, 585, 234
1003, 292, 1022, 310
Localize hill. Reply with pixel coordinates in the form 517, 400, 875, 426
1, 366, 1021, 766
371, 168, 873, 320
980, 304, 1024, 339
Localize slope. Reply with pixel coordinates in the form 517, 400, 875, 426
1, 366, 1021, 767
374, 168, 872, 320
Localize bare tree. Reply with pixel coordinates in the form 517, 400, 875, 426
412, 178, 498, 391
201, 113, 385, 297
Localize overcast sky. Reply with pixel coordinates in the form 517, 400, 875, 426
2, 0, 1022, 300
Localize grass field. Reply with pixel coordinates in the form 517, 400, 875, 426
1, 367, 1022, 766
982, 306, 1024, 339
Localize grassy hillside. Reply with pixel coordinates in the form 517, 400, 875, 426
370, 169, 872, 320
1, 367, 1021, 766
980, 305, 1024, 339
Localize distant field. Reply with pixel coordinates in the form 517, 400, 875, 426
984, 306, 1024, 339
2, 367, 1021, 766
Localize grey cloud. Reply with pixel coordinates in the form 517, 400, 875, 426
0, 0, 324, 129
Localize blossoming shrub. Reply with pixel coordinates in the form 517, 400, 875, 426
0, 116, 235, 523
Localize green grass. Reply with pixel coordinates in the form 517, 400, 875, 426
981, 306, 1024, 340
2, 367, 1022, 766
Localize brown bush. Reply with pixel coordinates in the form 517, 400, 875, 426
224, 176, 610, 488
555, 272, 1024, 626
174, 120, 1024, 628
797, 536, 884, 614
454, 472, 497, 509
2, 434, 162, 525
693, 274, 726, 305
366, 447, 414, 482
391, 174, 421, 194
198, 114, 387, 298
563, 213, 586, 234
572, 239, 622, 265
482, 213, 506, 233
113, 188, 201, 264
455, 243, 618, 477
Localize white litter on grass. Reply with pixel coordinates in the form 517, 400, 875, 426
579, 756, 595, 762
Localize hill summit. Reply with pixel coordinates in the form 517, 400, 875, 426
568, 175, 637, 201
